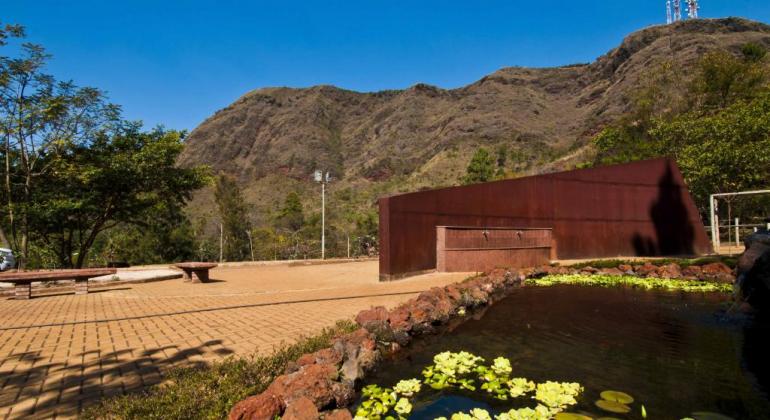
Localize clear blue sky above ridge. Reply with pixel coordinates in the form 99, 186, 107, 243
4, 1, 769, 131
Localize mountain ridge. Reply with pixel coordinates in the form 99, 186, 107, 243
179, 17, 770, 224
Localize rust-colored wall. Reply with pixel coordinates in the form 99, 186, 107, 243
379, 158, 712, 280
437, 227, 552, 273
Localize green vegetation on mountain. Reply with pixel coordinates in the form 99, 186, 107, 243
592, 43, 770, 208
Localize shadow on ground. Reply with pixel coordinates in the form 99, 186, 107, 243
0, 340, 234, 418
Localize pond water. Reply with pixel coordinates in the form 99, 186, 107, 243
360, 285, 770, 419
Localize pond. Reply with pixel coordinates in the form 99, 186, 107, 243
359, 285, 770, 420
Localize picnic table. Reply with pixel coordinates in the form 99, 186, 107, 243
174, 262, 218, 283
0, 268, 117, 299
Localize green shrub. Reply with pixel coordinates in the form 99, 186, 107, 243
81, 320, 358, 420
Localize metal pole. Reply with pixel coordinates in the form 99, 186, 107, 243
246, 230, 254, 261
735, 218, 740, 248
347, 234, 350, 259
709, 194, 716, 252
321, 182, 325, 260
219, 223, 224, 263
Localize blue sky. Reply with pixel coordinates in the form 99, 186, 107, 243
4, 1, 769, 131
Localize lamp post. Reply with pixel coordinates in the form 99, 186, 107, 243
314, 170, 331, 259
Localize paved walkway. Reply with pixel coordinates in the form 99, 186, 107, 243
0, 261, 468, 419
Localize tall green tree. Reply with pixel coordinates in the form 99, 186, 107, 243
277, 191, 305, 232
462, 147, 495, 185
29, 126, 209, 268
1, 23, 120, 267
214, 174, 252, 262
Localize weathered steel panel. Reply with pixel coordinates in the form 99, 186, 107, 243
379, 158, 712, 280
436, 227, 552, 273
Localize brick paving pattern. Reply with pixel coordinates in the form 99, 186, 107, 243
0, 261, 468, 419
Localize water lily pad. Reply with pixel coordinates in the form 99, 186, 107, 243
554, 413, 592, 420
691, 412, 735, 420
600, 390, 634, 404
595, 399, 632, 414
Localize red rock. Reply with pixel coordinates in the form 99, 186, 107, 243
580, 266, 598, 274
228, 391, 284, 420
682, 265, 703, 279
387, 305, 412, 331
702, 262, 733, 275
618, 264, 633, 273
268, 363, 339, 408
355, 306, 389, 328
599, 267, 624, 276
282, 397, 319, 420
444, 284, 463, 303
333, 329, 379, 382
324, 409, 353, 420
636, 262, 658, 276
297, 348, 343, 367
656, 263, 683, 279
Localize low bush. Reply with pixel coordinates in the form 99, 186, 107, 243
81, 320, 358, 420
567, 256, 737, 270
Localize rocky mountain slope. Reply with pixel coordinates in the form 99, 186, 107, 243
179, 18, 770, 223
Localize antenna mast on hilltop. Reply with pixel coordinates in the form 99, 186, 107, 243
673, 0, 682, 22
687, 0, 699, 19
667, 0, 698, 24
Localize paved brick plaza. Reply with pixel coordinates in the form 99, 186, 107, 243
0, 261, 468, 419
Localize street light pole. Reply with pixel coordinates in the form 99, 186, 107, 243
321, 181, 325, 260
315, 170, 331, 260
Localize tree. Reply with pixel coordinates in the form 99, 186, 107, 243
277, 191, 305, 232
214, 173, 251, 262
462, 147, 495, 185
494, 145, 507, 178
28, 126, 209, 268
1, 24, 120, 267
592, 44, 770, 211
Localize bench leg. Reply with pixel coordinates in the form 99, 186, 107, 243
190, 270, 209, 283
75, 279, 89, 295
181, 269, 192, 282
15, 283, 31, 300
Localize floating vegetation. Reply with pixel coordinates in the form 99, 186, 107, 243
527, 274, 732, 293
355, 350, 722, 419
595, 399, 632, 414
357, 351, 583, 420
600, 390, 634, 404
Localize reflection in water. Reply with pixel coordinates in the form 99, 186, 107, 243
361, 286, 770, 420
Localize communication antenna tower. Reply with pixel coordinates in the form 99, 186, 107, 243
673, 0, 682, 22
666, 1, 673, 24
687, 0, 699, 19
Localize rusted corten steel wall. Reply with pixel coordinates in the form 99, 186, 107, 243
379, 158, 712, 280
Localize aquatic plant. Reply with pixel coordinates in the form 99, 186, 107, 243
534, 381, 583, 411
393, 378, 421, 397
359, 351, 585, 419
423, 351, 485, 390
527, 274, 732, 293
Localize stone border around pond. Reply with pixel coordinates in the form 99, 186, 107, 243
227, 262, 735, 420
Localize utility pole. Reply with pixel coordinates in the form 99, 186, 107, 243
314, 170, 331, 260
246, 230, 254, 261
219, 223, 224, 263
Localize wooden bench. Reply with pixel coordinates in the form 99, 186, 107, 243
174, 262, 218, 283
0, 268, 117, 300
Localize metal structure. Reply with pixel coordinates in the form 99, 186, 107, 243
709, 189, 770, 252
379, 158, 712, 280
668, 0, 698, 23
687, 0, 699, 19
314, 170, 332, 259
436, 227, 552, 273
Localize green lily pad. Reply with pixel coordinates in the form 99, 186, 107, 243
691, 412, 735, 420
595, 399, 632, 414
554, 413, 592, 420
600, 390, 634, 404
